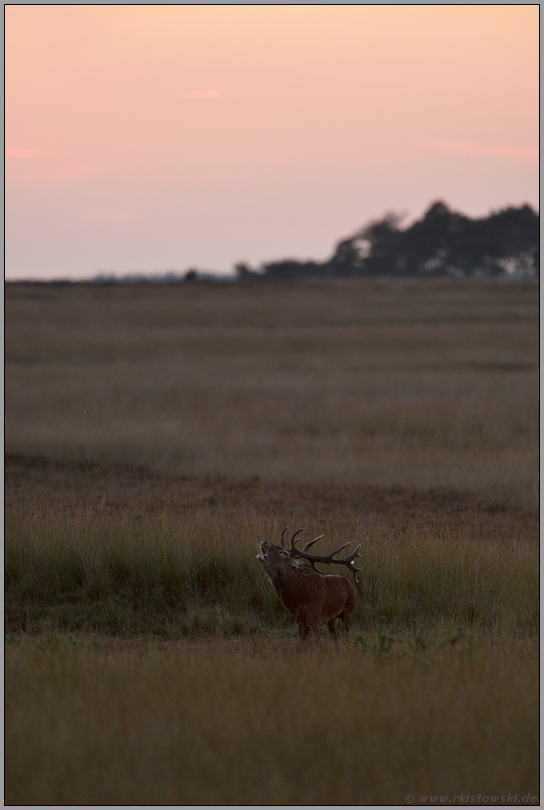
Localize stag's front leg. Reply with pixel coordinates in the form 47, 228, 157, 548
296, 610, 322, 640
294, 607, 310, 640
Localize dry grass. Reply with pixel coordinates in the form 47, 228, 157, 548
5, 502, 538, 638
4, 278, 539, 805
5, 278, 539, 506
5, 636, 539, 805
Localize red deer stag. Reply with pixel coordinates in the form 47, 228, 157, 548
257, 527, 361, 640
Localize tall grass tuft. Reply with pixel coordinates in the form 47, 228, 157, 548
6, 506, 537, 638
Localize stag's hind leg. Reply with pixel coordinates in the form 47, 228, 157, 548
340, 612, 353, 636
338, 601, 356, 637
327, 618, 339, 640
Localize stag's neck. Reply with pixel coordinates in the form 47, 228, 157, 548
270, 567, 312, 608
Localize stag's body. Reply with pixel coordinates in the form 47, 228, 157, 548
258, 529, 360, 640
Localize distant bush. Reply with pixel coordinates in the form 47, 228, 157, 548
238, 201, 539, 280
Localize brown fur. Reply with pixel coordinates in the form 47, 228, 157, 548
258, 541, 357, 639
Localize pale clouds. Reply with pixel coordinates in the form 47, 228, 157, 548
185, 90, 222, 100
6, 163, 98, 187
5, 147, 39, 158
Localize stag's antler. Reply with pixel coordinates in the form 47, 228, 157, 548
281, 527, 362, 582
280, 526, 308, 548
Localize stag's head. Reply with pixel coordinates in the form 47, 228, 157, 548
257, 527, 362, 582
257, 539, 306, 577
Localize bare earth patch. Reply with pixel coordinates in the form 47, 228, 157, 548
6, 453, 537, 541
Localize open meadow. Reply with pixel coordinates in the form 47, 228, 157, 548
5, 278, 539, 805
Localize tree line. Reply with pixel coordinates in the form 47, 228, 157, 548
236, 201, 539, 281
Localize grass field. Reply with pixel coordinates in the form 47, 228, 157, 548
5, 277, 538, 505
5, 636, 538, 806
4, 278, 539, 805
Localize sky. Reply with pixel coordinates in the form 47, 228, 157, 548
5, 5, 539, 280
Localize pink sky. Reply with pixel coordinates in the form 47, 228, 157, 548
5, 5, 539, 279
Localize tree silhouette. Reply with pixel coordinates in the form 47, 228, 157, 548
235, 201, 539, 281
